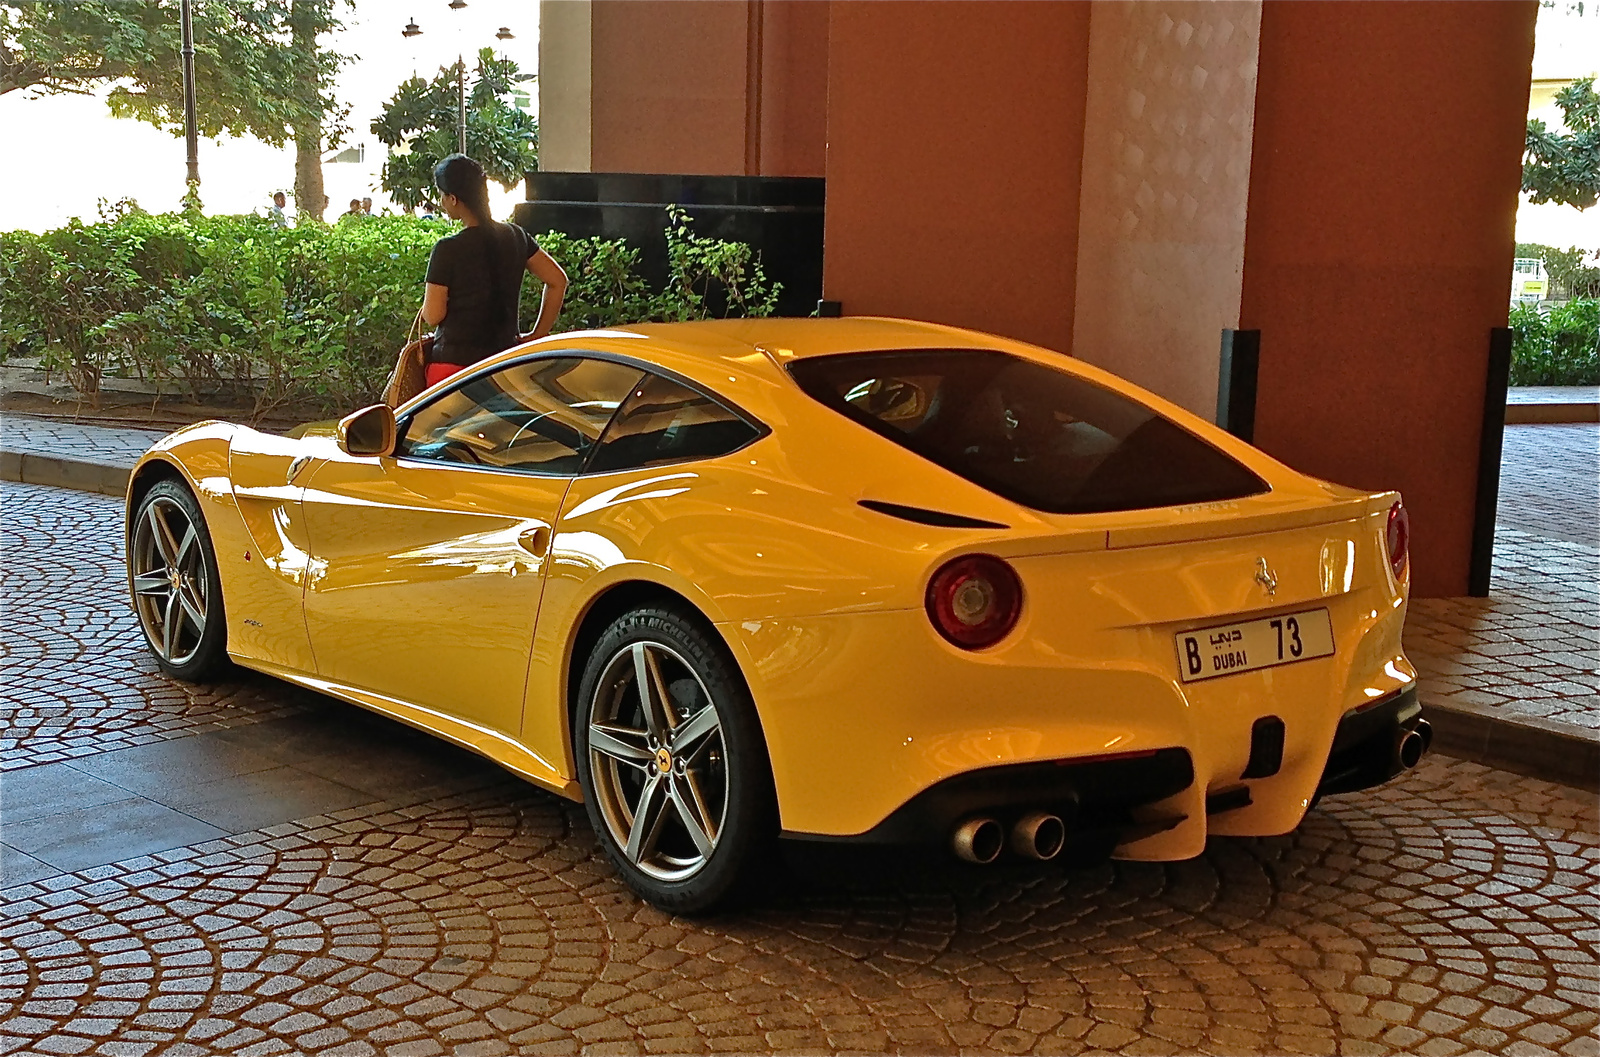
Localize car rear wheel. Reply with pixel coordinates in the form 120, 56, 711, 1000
129, 479, 229, 682
575, 605, 775, 914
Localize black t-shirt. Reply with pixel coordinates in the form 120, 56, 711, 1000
424, 222, 539, 366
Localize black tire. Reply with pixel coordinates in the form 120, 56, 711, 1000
574, 605, 776, 914
128, 479, 230, 682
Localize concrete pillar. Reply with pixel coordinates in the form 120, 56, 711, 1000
1240, 0, 1537, 597
1070, 1, 1262, 418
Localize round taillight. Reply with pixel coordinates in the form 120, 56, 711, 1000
926, 554, 1023, 649
1386, 501, 1410, 582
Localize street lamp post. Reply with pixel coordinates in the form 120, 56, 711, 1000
180, 0, 199, 194
450, 0, 467, 155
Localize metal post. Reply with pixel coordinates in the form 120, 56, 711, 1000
458, 54, 468, 155
180, 0, 199, 189
1217, 329, 1261, 443
1468, 327, 1514, 597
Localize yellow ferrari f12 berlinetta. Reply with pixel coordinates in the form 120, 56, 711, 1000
126, 317, 1426, 912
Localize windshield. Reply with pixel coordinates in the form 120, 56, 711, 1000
789, 349, 1269, 515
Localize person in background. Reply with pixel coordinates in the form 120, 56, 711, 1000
361, 197, 374, 215
268, 191, 289, 228
340, 198, 362, 221
419, 154, 568, 387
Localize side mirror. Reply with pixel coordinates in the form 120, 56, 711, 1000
337, 404, 396, 457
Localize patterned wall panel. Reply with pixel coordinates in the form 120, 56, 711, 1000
1072, 1, 1262, 416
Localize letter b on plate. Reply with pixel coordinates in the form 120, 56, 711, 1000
1183, 636, 1202, 676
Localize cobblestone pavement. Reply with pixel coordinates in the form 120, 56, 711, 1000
1, 481, 312, 770
3, 478, 1600, 1054
0, 760, 1593, 1056
1408, 531, 1600, 731
1407, 425, 1600, 735
1493, 425, 1599, 549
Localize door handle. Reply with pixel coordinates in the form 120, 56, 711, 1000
518, 525, 551, 557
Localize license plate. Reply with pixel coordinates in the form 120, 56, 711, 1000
1176, 609, 1335, 683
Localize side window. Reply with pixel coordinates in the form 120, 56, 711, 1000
588, 373, 760, 473
399, 357, 644, 475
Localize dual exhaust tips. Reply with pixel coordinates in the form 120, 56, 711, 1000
952, 811, 1065, 864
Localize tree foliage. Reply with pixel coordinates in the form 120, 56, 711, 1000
371, 48, 537, 211
1, 1, 345, 145
1524, 77, 1600, 210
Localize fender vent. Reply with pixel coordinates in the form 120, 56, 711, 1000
858, 500, 1008, 530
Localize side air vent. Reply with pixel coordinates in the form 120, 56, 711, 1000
858, 499, 1009, 530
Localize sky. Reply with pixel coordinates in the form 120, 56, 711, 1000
0, 0, 539, 229
0, 2, 1597, 251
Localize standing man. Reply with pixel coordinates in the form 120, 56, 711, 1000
268, 191, 289, 228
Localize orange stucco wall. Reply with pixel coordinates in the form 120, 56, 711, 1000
821, 1, 1092, 354
587, 1, 826, 177
757, 1, 829, 177
590, 1, 752, 175
1240, 0, 1537, 598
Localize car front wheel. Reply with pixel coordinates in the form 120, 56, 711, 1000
129, 479, 229, 682
575, 605, 775, 914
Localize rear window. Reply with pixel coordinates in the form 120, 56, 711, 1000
788, 349, 1268, 515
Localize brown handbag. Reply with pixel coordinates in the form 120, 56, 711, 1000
382, 311, 431, 408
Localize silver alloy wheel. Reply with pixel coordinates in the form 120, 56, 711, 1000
130, 495, 209, 666
587, 640, 728, 881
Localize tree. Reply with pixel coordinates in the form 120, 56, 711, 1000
1524, 77, 1600, 210
0, 1, 347, 213
371, 48, 537, 211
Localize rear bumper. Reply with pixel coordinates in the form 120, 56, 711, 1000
782, 686, 1424, 851
727, 591, 1415, 857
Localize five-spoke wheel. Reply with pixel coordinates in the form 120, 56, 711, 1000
587, 641, 728, 880
129, 479, 228, 681
576, 606, 774, 913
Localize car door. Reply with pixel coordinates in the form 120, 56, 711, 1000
299, 354, 645, 739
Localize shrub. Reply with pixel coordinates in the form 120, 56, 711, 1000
1509, 298, 1600, 386
0, 210, 780, 417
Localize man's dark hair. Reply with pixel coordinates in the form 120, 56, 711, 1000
433, 153, 492, 224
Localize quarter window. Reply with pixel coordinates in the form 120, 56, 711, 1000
589, 373, 760, 473
400, 357, 644, 475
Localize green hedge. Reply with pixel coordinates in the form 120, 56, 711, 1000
0, 207, 779, 416
1509, 299, 1599, 386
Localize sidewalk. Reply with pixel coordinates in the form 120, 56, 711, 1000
0, 414, 166, 496
2, 410, 1596, 791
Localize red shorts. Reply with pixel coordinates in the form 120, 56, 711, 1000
426, 361, 465, 387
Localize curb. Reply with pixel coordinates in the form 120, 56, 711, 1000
1422, 701, 1600, 793
5, 445, 1597, 795
1504, 403, 1600, 424
1, 450, 131, 498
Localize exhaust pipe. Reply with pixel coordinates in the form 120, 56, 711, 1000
952, 817, 1004, 864
1395, 720, 1430, 771
1010, 812, 1065, 861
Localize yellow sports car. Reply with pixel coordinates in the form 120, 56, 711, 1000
125, 317, 1427, 912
